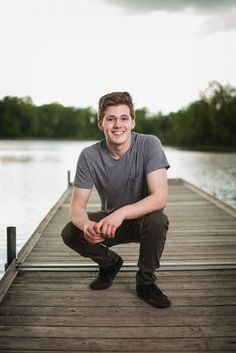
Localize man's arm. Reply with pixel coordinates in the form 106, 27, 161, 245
121, 167, 168, 218
70, 187, 91, 230
96, 168, 168, 237
70, 187, 104, 244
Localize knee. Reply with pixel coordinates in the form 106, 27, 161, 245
61, 222, 83, 246
142, 211, 169, 234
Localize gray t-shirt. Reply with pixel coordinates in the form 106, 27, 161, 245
74, 132, 170, 214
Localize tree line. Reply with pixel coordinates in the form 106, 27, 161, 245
0, 81, 235, 148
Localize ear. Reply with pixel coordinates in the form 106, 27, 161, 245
97, 119, 103, 131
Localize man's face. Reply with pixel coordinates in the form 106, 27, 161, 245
98, 104, 135, 147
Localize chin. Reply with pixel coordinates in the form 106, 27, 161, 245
112, 137, 126, 144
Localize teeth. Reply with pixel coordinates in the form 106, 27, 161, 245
113, 131, 124, 135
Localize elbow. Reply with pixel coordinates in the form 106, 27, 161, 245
161, 200, 167, 209
158, 199, 167, 210
162, 194, 168, 209
161, 190, 168, 209
154, 194, 168, 210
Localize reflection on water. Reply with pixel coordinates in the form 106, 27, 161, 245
0, 156, 33, 162
0, 139, 236, 278
165, 147, 236, 207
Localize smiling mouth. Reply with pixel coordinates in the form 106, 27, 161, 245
112, 131, 125, 135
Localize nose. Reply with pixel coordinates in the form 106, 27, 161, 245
114, 118, 122, 128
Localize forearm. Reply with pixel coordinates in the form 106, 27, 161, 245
119, 194, 167, 221
70, 205, 89, 231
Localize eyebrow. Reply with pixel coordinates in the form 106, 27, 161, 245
105, 114, 130, 118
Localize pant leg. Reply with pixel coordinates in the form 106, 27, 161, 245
136, 210, 169, 286
61, 209, 169, 280
61, 211, 120, 267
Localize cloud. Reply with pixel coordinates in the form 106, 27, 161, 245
101, 0, 236, 31
210, 7, 236, 31
101, 0, 236, 14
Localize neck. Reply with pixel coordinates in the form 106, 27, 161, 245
106, 135, 132, 159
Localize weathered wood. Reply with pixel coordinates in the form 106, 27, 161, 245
0, 337, 235, 351
0, 325, 235, 338
0, 349, 235, 353
0, 304, 235, 316
18, 179, 236, 269
184, 179, 236, 218
5, 288, 236, 298
0, 351, 235, 353
0, 260, 17, 303
17, 187, 71, 266
11, 274, 236, 292
2, 295, 236, 306
0, 178, 236, 352
0, 313, 236, 327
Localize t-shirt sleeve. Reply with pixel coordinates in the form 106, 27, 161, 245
73, 150, 94, 189
144, 135, 170, 175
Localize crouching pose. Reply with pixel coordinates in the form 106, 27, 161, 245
61, 91, 171, 308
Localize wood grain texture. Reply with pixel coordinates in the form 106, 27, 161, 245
20, 179, 236, 268
0, 178, 235, 352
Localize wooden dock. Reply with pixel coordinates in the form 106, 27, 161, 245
0, 178, 236, 352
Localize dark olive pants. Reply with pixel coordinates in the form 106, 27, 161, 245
61, 210, 169, 285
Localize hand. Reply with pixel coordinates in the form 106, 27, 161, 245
83, 221, 104, 245
96, 210, 125, 238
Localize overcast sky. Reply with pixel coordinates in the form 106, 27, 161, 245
0, 0, 236, 114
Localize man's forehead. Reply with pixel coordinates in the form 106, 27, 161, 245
104, 104, 131, 115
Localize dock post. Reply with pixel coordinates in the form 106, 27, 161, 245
5, 226, 16, 271
67, 170, 72, 187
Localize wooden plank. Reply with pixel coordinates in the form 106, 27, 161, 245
0, 261, 17, 303
19, 178, 236, 269
0, 313, 236, 327
12, 268, 236, 278
0, 325, 235, 338
9, 279, 236, 288
2, 293, 236, 307
5, 288, 236, 298
184, 179, 236, 218
1, 305, 235, 317
17, 187, 71, 265
0, 337, 235, 351
0, 179, 236, 353
1, 351, 235, 353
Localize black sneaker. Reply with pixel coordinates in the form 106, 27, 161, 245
90, 256, 123, 290
137, 283, 171, 308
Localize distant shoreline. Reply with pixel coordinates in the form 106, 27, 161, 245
166, 144, 236, 153
1, 137, 236, 152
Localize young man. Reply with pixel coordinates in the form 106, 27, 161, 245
61, 92, 171, 308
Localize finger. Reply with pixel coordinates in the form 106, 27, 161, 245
95, 221, 103, 233
88, 233, 104, 243
104, 224, 110, 237
84, 234, 93, 244
92, 238, 104, 244
111, 225, 116, 238
106, 224, 113, 238
84, 229, 93, 239
84, 229, 98, 242
86, 234, 103, 245
101, 223, 108, 236
88, 226, 101, 238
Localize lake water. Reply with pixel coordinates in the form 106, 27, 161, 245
0, 139, 236, 278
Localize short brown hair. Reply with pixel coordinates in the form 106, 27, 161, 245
98, 91, 135, 121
